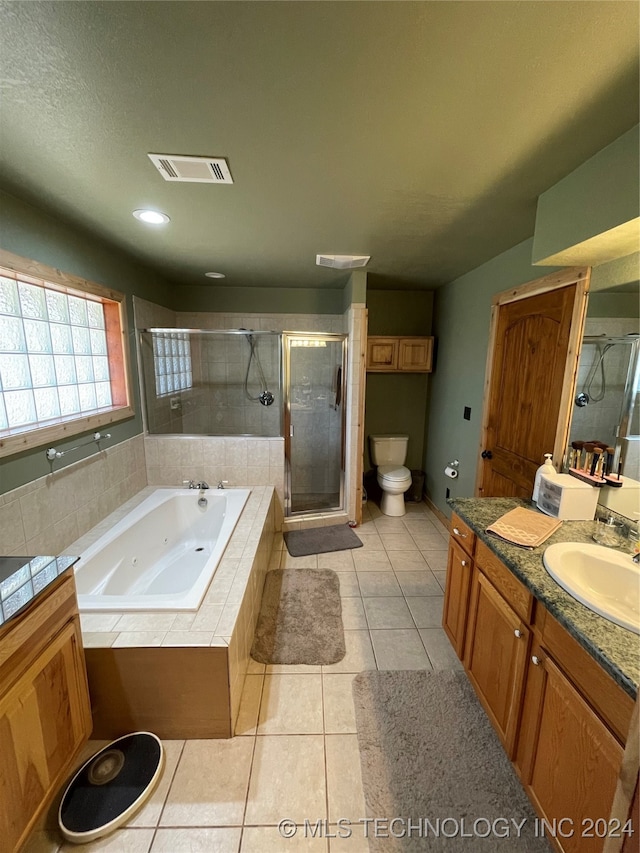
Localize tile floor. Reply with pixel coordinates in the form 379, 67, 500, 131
27, 500, 460, 853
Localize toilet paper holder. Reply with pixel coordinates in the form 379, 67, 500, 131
445, 460, 459, 479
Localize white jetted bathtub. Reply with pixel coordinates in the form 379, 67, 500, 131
74, 487, 250, 611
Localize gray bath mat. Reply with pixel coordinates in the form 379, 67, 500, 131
251, 569, 346, 665
352, 671, 551, 852
284, 524, 363, 557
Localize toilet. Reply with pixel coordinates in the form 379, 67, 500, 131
369, 435, 412, 516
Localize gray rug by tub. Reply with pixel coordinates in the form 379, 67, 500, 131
352, 671, 552, 852
251, 569, 346, 665
284, 524, 363, 557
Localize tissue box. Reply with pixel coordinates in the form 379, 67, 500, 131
598, 476, 640, 518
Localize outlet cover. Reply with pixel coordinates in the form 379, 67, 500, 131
463, 406, 471, 421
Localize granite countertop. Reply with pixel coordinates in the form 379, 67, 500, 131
449, 497, 640, 699
0, 555, 79, 628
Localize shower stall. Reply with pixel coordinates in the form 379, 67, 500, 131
138, 328, 349, 516
569, 333, 640, 477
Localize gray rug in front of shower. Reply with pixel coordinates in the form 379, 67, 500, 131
251, 569, 346, 665
352, 671, 552, 852
284, 524, 363, 557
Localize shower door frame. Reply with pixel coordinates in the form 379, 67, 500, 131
282, 332, 348, 518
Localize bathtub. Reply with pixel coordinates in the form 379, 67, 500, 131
74, 487, 250, 611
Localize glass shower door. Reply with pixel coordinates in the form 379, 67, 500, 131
284, 334, 346, 515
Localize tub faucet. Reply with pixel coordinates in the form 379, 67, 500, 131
217, 480, 228, 490
183, 479, 196, 489
196, 481, 209, 490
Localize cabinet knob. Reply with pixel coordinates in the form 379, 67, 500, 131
453, 527, 467, 538
461, 559, 467, 567
514, 629, 523, 639
531, 655, 542, 666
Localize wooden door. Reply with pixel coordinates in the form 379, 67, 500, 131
0, 618, 91, 852
464, 569, 530, 757
518, 643, 623, 853
442, 539, 473, 658
477, 268, 589, 498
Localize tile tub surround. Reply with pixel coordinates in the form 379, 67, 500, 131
68, 485, 276, 738
449, 496, 640, 698
0, 434, 147, 558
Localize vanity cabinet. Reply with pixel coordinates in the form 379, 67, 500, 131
366, 336, 433, 372
443, 524, 634, 853
442, 513, 475, 656
0, 570, 92, 853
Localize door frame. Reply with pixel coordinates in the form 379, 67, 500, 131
475, 266, 591, 497
282, 331, 348, 517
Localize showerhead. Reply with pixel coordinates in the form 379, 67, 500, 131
575, 392, 589, 407
259, 391, 274, 406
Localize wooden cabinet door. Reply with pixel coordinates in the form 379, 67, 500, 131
398, 337, 433, 372
517, 643, 623, 853
0, 617, 91, 853
464, 568, 530, 757
366, 337, 398, 370
442, 539, 473, 658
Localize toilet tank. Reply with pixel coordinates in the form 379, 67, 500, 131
370, 435, 409, 466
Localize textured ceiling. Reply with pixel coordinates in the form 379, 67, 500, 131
0, 1, 638, 290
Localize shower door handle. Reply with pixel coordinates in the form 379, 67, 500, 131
290, 424, 294, 437
334, 366, 342, 408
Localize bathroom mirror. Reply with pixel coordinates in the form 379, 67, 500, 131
566, 278, 640, 520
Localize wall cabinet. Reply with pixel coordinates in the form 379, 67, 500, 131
0, 571, 91, 853
443, 526, 634, 853
366, 336, 433, 372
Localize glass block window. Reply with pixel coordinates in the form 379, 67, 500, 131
152, 332, 192, 396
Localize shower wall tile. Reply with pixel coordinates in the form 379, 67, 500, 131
2, 434, 147, 556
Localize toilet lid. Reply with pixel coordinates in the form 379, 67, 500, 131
378, 465, 411, 482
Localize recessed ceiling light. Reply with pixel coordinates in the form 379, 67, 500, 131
205, 271, 226, 279
133, 209, 170, 225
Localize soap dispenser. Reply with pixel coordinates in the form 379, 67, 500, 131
532, 453, 555, 502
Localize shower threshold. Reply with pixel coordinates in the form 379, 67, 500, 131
291, 492, 341, 514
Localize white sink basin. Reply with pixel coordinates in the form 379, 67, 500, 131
543, 542, 640, 634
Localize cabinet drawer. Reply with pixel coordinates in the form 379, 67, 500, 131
450, 513, 476, 558
537, 607, 634, 744
475, 539, 533, 623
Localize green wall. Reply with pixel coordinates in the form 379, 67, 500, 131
0, 191, 177, 493
364, 290, 433, 470
177, 283, 346, 315
533, 125, 639, 264
423, 239, 558, 516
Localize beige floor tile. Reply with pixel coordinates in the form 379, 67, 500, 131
235, 674, 264, 735
370, 629, 432, 671
317, 551, 356, 570
363, 597, 414, 629
405, 596, 444, 628
420, 551, 448, 572
340, 597, 367, 630
378, 532, 417, 551
355, 533, 384, 552
373, 517, 406, 533
258, 674, 324, 734
266, 663, 322, 673
411, 533, 447, 550
326, 735, 366, 822
335, 572, 360, 597
127, 741, 184, 827
352, 551, 391, 572
329, 829, 371, 852
323, 673, 357, 733
357, 572, 401, 597
281, 553, 319, 569
241, 826, 328, 851
419, 628, 464, 670
394, 570, 441, 596
322, 631, 376, 674
160, 738, 254, 826
151, 828, 241, 852
433, 570, 447, 592
245, 735, 326, 824
387, 552, 427, 572
59, 829, 154, 853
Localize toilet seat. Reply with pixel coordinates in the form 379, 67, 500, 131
378, 464, 411, 483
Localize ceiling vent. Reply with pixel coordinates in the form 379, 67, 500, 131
316, 254, 370, 269
147, 154, 233, 184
